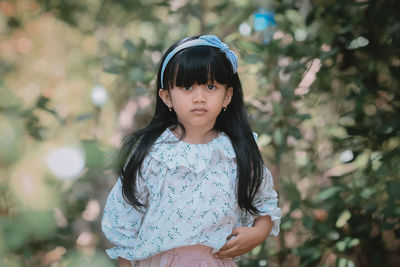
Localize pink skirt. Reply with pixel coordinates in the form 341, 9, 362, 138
134, 244, 238, 267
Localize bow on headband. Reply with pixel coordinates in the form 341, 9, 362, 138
160, 35, 238, 88
198, 35, 238, 73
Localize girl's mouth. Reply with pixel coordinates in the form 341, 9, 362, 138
191, 108, 207, 114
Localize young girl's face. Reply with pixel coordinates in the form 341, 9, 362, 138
159, 82, 232, 132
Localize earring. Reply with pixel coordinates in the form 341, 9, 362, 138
169, 107, 172, 112
223, 106, 227, 111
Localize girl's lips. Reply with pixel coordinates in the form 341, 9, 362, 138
191, 108, 207, 114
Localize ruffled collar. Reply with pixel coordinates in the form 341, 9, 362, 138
149, 128, 236, 173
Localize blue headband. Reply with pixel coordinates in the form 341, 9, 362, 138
160, 35, 238, 89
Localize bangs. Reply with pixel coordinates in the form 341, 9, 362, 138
166, 46, 233, 89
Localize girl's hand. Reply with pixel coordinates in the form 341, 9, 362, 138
118, 257, 132, 267
215, 215, 273, 259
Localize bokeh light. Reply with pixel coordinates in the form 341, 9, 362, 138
348, 36, 369, 49
46, 147, 85, 180
239, 22, 252, 36
91, 85, 108, 107
82, 200, 100, 221
340, 150, 354, 163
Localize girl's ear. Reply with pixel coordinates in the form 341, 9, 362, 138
223, 87, 233, 107
159, 89, 172, 108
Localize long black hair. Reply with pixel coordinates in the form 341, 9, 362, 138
117, 36, 264, 215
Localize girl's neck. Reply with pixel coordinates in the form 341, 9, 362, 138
172, 126, 218, 144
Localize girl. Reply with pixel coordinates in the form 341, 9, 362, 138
102, 35, 281, 267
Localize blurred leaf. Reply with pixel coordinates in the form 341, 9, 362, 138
142, 71, 156, 84
284, 59, 305, 72
237, 39, 263, 53
280, 217, 294, 230
323, 164, 357, 177
21, 210, 57, 239
103, 65, 122, 74
75, 113, 95, 122
290, 113, 311, 120
129, 67, 144, 81
294, 246, 322, 261
362, 201, 378, 213
336, 210, 351, 228
281, 87, 294, 99
0, 216, 30, 251
382, 202, 400, 217
0, 115, 24, 165
360, 187, 376, 199
303, 215, 315, 230
256, 134, 272, 147
24, 113, 44, 140
81, 140, 106, 168
315, 224, 339, 240
103, 59, 125, 74
290, 201, 300, 211
123, 39, 137, 54
283, 182, 301, 202
319, 48, 338, 60
271, 102, 283, 117
337, 258, 355, 267
315, 186, 344, 201
0, 86, 22, 110
243, 54, 264, 64
386, 181, 400, 200
34, 96, 58, 118
288, 126, 302, 139
36, 96, 50, 109
273, 128, 285, 146
185, 3, 202, 20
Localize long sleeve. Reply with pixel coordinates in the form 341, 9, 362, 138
240, 166, 281, 236
101, 177, 148, 259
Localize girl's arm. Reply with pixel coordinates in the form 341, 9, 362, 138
216, 166, 280, 259
118, 257, 132, 267
214, 215, 273, 259
253, 214, 273, 239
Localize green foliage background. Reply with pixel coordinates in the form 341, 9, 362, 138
0, 0, 399, 266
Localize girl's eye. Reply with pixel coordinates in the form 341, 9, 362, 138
206, 84, 216, 90
183, 86, 192, 90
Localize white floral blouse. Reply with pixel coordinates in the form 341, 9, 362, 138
101, 128, 281, 262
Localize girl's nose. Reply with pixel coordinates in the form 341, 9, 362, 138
192, 86, 206, 104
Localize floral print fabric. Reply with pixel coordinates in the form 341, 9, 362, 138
101, 128, 281, 261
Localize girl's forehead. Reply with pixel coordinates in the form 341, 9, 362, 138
175, 80, 226, 86
166, 48, 232, 89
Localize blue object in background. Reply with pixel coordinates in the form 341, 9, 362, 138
253, 8, 277, 44
253, 8, 276, 32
